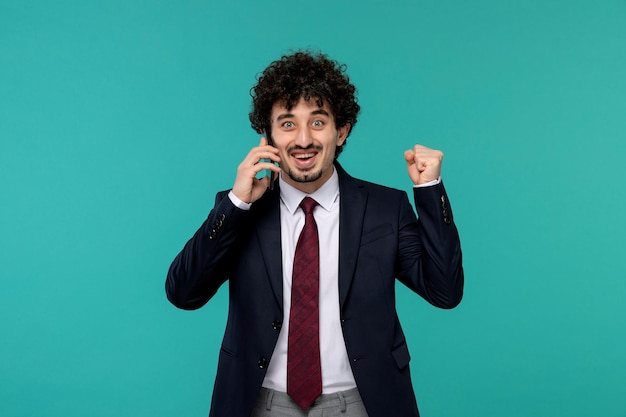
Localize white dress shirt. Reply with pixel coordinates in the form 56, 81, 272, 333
262, 168, 357, 393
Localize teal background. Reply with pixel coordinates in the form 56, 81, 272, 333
1, 0, 625, 416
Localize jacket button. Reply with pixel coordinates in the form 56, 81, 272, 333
443, 209, 451, 225
441, 195, 451, 224
258, 358, 268, 369
272, 321, 282, 330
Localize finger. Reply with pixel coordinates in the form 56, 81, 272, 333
258, 136, 280, 158
255, 161, 281, 174
256, 175, 270, 189
403, 149, 416, 164
243, 147, 279, 166
255, 146, 281, 165
407, 148, 426, 171
238, 158, 273, 178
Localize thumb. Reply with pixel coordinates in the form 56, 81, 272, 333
404, 149, 420, 184
404, 149, 416, 166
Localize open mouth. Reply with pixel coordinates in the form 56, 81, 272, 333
291, 150, 318, 168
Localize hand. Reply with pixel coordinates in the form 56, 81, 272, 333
404, 145, 444, 185
232, 137, 281, 204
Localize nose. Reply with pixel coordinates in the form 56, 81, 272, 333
295, 127, 313, 148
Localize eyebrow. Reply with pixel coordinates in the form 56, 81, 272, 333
275, 108, 331, 122
311, 109, 330, 117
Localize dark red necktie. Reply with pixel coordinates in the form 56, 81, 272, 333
287, 197, 322, 410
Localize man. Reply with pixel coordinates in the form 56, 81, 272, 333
166, 51, 463, 417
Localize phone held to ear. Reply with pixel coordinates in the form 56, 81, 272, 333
264, 126, 277, 190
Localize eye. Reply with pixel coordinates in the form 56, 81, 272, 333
281, 121, 295, 129
312, 120, 324, 128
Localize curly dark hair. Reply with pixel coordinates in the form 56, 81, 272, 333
249, 51, 360, 158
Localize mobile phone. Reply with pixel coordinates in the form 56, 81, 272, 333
264, 125, 277, 190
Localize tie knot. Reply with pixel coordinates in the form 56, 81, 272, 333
299, 197, 318, 215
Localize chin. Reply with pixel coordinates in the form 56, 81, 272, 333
288, 169, 323, 184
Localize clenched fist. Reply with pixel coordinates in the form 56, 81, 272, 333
404, 145, 444, 185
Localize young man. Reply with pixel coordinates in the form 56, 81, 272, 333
166, 51, 463, 417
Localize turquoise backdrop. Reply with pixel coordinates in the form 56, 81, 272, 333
1, 1, 625, 416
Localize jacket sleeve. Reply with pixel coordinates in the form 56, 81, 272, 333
396, 181, 464, 309
165, 191, 250, 310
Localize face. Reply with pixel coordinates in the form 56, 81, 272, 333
269, 98, 349, 194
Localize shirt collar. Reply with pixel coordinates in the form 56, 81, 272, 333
279, 168, 339, 215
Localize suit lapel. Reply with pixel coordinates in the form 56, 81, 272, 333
254, 186, 284, 310
253, 165, 367, 311
336, 163, 367, 308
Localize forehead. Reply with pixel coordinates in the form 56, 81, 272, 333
271, 97, 334, 120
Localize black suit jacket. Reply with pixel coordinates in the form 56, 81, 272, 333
166, 163, 463, 417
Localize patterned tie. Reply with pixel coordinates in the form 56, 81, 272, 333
287, 197, 322, 410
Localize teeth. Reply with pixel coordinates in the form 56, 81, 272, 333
294, 153, 315, 159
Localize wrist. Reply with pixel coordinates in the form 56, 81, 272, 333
228, 191, 252, 210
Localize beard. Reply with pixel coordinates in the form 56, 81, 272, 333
285, 167, 324, 183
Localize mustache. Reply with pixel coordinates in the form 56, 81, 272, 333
287, 144, 323, 153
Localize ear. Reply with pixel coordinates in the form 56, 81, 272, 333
336, 123, 351, 146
